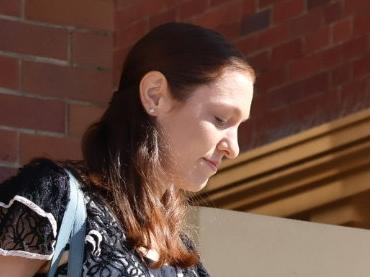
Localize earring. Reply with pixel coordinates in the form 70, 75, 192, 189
149, 108, 155, 114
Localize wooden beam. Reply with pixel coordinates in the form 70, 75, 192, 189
193, 108, 370, 226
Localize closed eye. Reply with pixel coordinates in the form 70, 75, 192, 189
214, 116, 227, 128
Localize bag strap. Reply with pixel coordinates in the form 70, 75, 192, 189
48, 170, 87, 277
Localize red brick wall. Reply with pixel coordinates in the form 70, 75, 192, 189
1, 0, 369, 181
0, 0, 112, 181
237, 0, 370, 151
113, 0, 370, 152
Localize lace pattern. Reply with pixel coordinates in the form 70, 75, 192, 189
0, 159, 210, 276
51, 193, 208, 276
0, 197, 56, 259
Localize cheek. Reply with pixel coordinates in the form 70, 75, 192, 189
197, 122, 218, 148
160, 107, 219, 160
182, 122, 219, 160
169, 120, 215, 158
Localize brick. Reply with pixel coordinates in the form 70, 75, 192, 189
303, 72, 330, 93
268, 72, 329, 110
332, 18, 352, 44
0, 19, 68, 60
72, 31, 113, 68
149, 8, 177, 28
290, 9, 323, 36
307, 0, 330, 10
305, 26, 330, 53
273, 0, 305, 23
25, 0, 114, 30
235, 35, 258, 55
331, 63, 352, 87
0, 129, 17, 163
22, 61, 112, 104
249, 107, 291, 148
289, 91, 338, 128
344, 0, 370, 14
289, 54, 322, 81
321, 45, 343, 68
0, 94, 65, 132
238, 121, 252, 152
247, 51, 270, 73
116, 0, 137, 10
353, 54, 370, 78
342, 78, 367, 94
255, 67, 287, 92
250, 94, 268, 116
113, 48, 130, 89
192, 1, 243, 28
118, 0, 179, 12
68, 104, 104, 137
178, 0, 208, 19
353, 13, 370, 36
209, 0, 229, 6
160, 0, 182, 6
214, 22, 241, 40
0, 0, 21, 16
256, 23, 290, 48
243, 0, 256, 15
115, 0, 168, 28
324, 88, 342, 118
20, 134, 81, 164
0, 167, 17, 183
324, 2, 346, 24
258, 0, 275, 9
241, 9, 271, 35
342, 36, 369, 60
271, 39, 303, 67
0, 55, 18, 89
339, 79, 370, 115
115, 19, 149, 50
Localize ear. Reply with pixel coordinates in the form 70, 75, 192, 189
139, 71, 173, 116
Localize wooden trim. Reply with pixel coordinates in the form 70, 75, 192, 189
194, 108, 370, 221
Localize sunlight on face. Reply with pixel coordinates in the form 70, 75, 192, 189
159, 69, 254, 192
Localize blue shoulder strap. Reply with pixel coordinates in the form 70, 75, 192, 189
48, 170, 87, 277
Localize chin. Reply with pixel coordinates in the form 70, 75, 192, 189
180, 178, 209, 192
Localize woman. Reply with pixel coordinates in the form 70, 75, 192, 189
0, 22, 255, 276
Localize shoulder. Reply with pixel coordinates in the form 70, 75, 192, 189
0, 158, 69, 202
0, 158, 70, 225
0, 158, 70, 260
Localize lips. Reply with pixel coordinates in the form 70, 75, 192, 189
203, 158, 220, 172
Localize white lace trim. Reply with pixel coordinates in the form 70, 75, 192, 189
176, 267, 184, 277
0, 248, 52, 260
137, 246, 160, 262
0, 195, 58, 238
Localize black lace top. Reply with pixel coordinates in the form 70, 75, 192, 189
0, 159, 210, 277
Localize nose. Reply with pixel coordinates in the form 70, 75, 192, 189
217, 129, 240, 160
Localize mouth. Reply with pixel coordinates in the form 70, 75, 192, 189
202, 158, 220, 172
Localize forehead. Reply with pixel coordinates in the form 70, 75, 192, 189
187, 70, 254, 119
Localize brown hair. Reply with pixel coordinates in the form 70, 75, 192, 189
78, 22, 254, 268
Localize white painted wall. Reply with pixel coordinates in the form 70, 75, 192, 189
189, 207, 370, 277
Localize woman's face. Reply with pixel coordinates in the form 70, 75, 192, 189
157, 69, 254, 192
